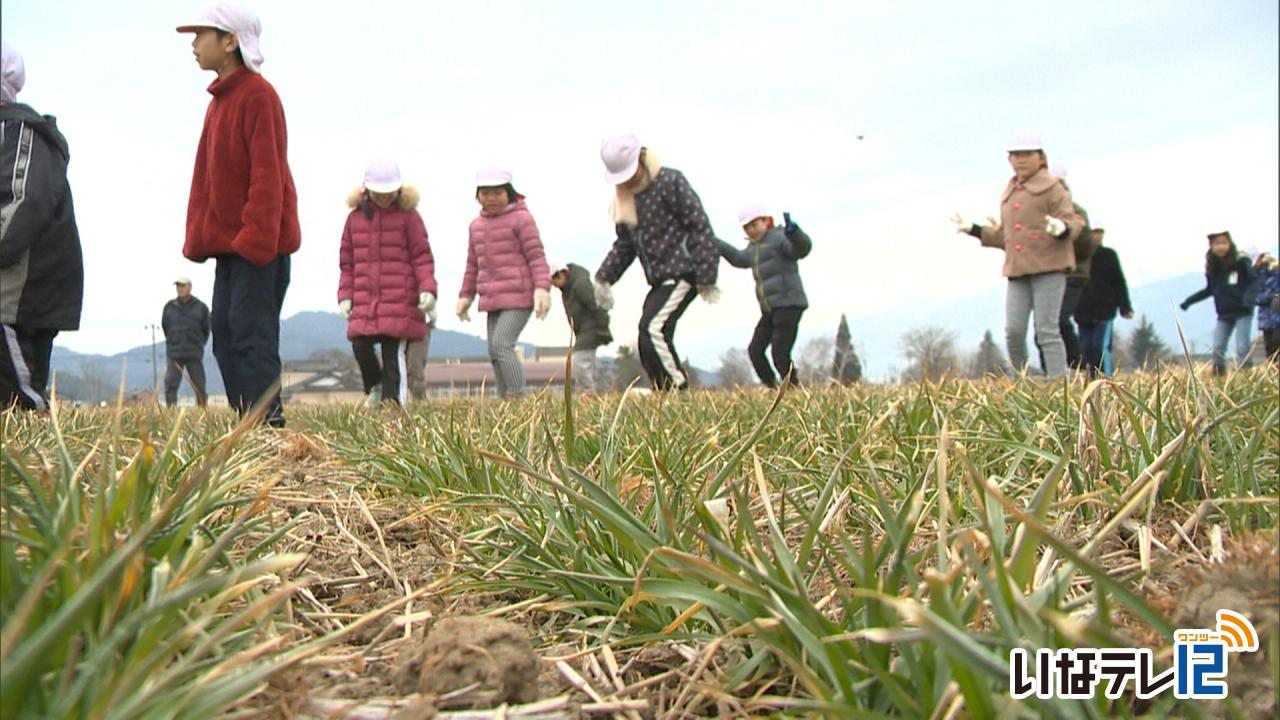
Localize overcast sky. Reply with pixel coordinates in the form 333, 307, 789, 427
4, 0, 1277, 370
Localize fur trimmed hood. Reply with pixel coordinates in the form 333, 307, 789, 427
346, 184, 420, 211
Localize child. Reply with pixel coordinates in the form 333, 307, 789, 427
717, 205, 811, 388
338, 160, 437, 406
0, 42, 84, 412
177, 3, 299, 427
594, 133, 721, 391
1255, 251, 1280, 365
549, 259, 613, 393
1072, 220, 1134, 378
1179, 231, 1258, 374
953, 129, 1083, 380
456, 165, 550, 397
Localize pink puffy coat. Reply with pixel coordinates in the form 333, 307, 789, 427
338, 186, 438, 341
460, 198, 550, 312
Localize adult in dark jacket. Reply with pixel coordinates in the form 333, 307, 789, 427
1072, 222, 1132, 378
717, 205, 812, 387
595, 134, 720, 391
550, 261, 613, 393
0, 43, 84, 412
162, 277, 211, 406
1180, 230, 1258, 374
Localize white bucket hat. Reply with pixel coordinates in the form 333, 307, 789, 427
1, 42, 25, 104
737, 203, 770, 226
363, 159, 402, 193
1006, 128, 1044, 152
176, 3, 265, 74
600, 133, 642, 184
476, 164, 513, 187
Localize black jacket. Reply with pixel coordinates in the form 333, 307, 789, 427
162, 296, 210, 360
596, 168, 720, 288
0, 103, 83, 330
558, 264, 612, 351
1074, 246, 1133, 323
717, 225, 811, 313
1181, 255, 1258, 320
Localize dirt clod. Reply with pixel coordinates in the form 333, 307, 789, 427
393, 615, 540, 709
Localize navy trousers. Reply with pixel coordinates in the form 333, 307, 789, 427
212, 254, 290, 426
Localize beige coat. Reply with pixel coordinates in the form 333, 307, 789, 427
979, 169, 1083, 277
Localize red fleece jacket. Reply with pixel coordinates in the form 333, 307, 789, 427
184, 69, 301, 266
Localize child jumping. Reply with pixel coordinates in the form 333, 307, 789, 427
953, 129, 1083, 380
338, 160, 437, 405
594, 133, 721, 391
1180, 230, 1258, 374
456, 165, 551, 397
717, 205, 811, 388
549, 259, 613, 393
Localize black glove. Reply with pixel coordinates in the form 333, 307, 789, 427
783, 211, 799, 236
1179, 301, 1190, 311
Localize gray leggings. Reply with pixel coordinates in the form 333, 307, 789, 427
1006, 272, 1067, 379
487, 308, 532, 396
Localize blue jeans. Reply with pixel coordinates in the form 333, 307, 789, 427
1212, 315, 1254, 370
212, 254, 290, 426
1077, 320, 1115, 378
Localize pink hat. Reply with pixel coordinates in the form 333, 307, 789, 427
176, 3, 265, 74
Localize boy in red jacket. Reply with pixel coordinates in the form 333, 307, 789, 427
177, 3, 299, 427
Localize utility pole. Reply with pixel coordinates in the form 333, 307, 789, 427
145, 323, 161, 394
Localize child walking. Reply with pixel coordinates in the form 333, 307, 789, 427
1072, 219, 1133, 378
717, 205, 812, 388
1255, 251, 1280, 365
1179, 231, 1258, 374
549, 259, 613, 393
953, 129, 1083, 380
456, 165, 551, 397
338, 160, 437, 405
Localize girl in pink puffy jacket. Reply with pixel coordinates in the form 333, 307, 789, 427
456, 165, 551, 397
338, 160, 437, 405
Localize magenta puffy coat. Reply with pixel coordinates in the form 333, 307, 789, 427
338, 186, 438, 341
460, 198, 550, 312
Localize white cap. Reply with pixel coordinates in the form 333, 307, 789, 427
1049, 161, 1067, 179
600, 133, 642, 184
363, 159, 402, 193
1090, 217, 1104, 230
476, 164, 513, 187
174, 275, 193, 285
176, 3, 265, 74
1006, 128, 1044, 152
738, 203, 770, 226
546, 257, 568, 276
1, 42, 25, 104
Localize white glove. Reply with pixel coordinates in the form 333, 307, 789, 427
595, 281, 614, 310
456, 296, 473, 322
418, 292, 436, 313
534, 288, 551, 320
339, 299, 352, 319
698, 285, 721, 304
951, 212, 975, 234
427, 306, 438, 325
1044, 216, 1067, 237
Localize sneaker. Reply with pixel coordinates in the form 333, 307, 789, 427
363, 387, 383, 407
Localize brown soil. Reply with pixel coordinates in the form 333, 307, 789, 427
392, 615, 541, 709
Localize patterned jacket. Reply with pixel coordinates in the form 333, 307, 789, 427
596, 168, 719, 288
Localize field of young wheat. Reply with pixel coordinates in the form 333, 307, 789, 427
2, 366, 1277, 719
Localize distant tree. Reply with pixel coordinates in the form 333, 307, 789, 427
718, 348, 755, 388
78, 358, 108, 404
832, 314, 862, 384
683, 356, 702, 388
796, 337, 835, 385
968, 329, 1007, 378
899, 325, 960, 382
612, 345, 645, 390
1127, 314, 1170, 369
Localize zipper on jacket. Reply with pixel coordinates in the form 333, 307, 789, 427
753, 244, 770, 313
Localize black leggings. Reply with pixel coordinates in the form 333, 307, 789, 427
748, 307, 805, 387
352, 335, 401, 403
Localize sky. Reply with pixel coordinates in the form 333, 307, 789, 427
4, 0, 1278, 374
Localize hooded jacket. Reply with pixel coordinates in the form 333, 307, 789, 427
557, 263, 612, 351
0, 102, 83, 329
460, 198, 550, 313
596, 165, 720, 288
338, 186, 437, 341
978, 168, 1084, 278
1182, 254, 1258, 320
1255, 260, 1280, 331
184, 68, 300, 267
162, 295, 210, 360
717, 225, 811, 313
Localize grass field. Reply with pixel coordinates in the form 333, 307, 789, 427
2, 365, 1277, 719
